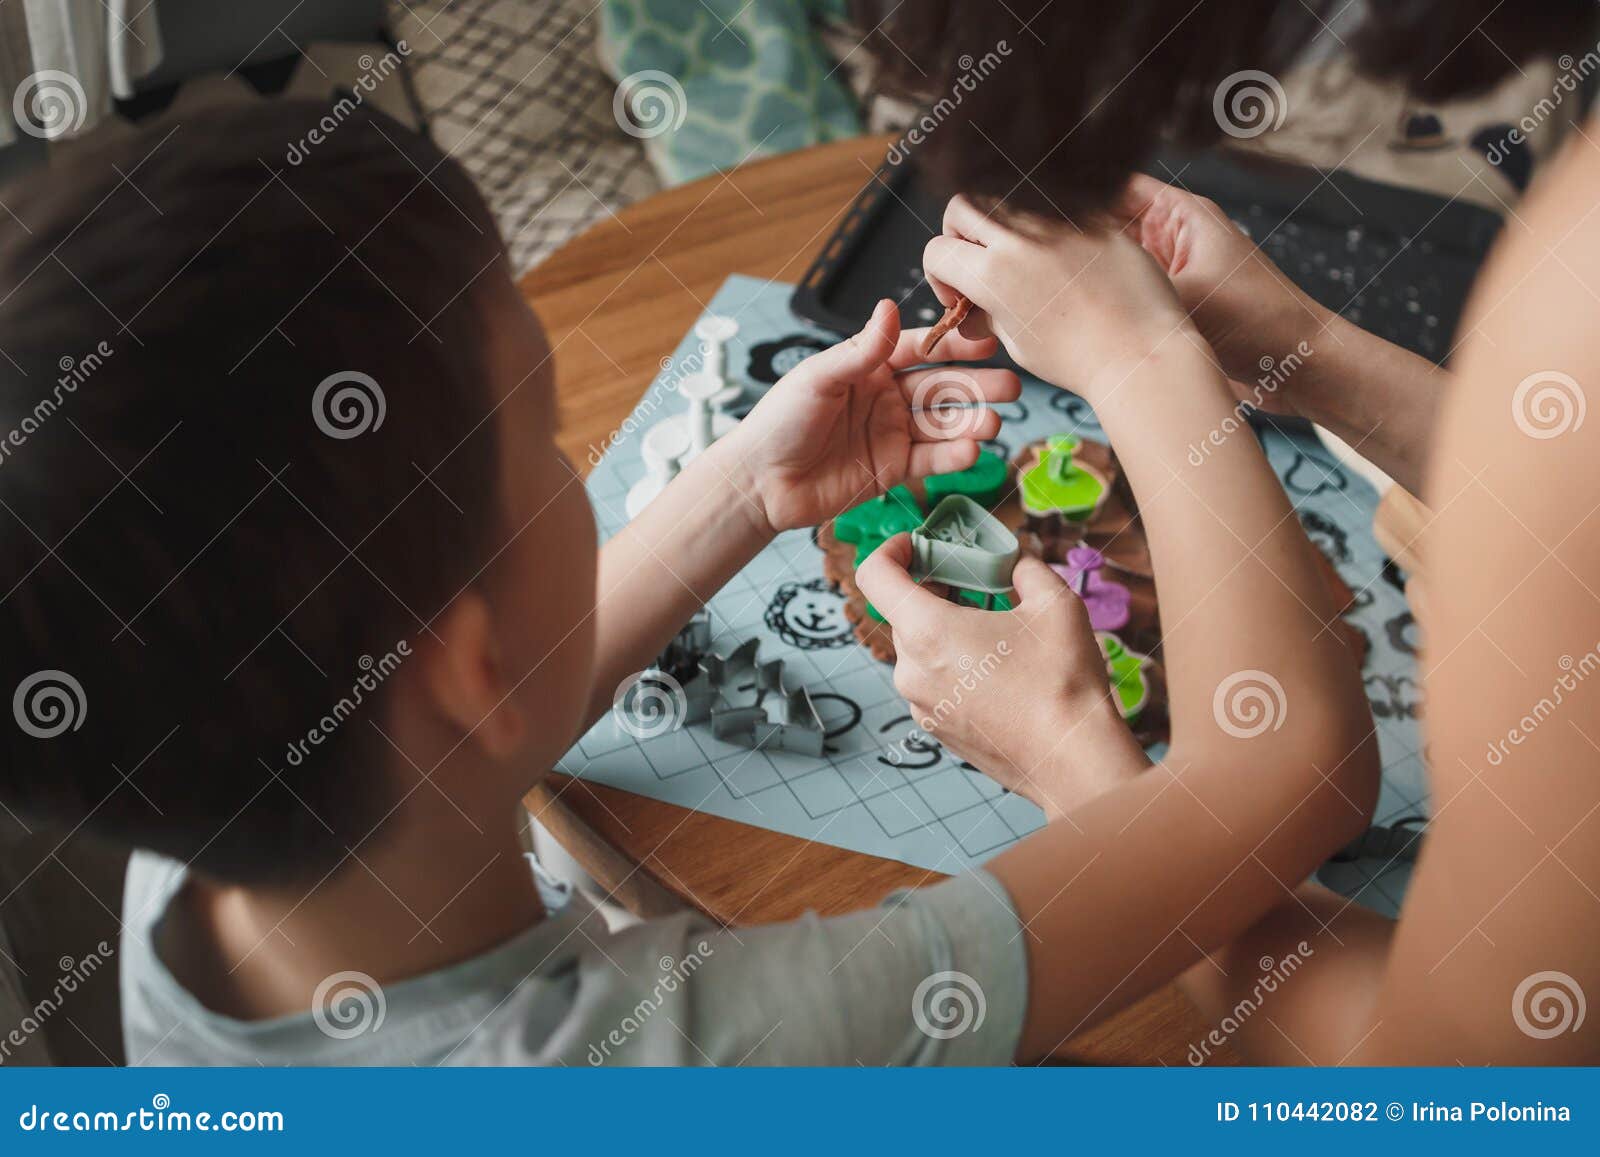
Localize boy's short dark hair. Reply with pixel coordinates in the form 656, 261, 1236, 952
0, 101, 509, 885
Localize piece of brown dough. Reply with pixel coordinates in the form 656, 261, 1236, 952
920, 295, 972, 359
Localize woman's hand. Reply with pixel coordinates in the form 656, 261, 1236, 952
921, 196, 1204, 400
721, 299, 1020, 534
1117, 174, 1332, 415
855, 534, 1149, 820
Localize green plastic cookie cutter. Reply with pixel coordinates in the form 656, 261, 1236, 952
924, 449, 1009, 509
1021, 434, 1106, 520
1100, 632, 1150, 721
910, 494, 1020, 606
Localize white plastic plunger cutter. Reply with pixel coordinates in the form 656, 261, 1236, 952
695, 315, 739, 381
625, 368, 737, 518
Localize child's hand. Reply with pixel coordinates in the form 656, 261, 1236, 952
723, 300, 1020, 534
921, 196, 1205, 400
855, 534, 1149, 820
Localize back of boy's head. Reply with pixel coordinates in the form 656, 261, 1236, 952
0, 100, 510, 886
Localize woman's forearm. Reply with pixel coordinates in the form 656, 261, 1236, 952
991, 344, 1379, 1060
580, 438, 773, 730
1294, 310, 1448, 496
1091, 342, 1373, 761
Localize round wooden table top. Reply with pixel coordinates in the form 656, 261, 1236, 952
517, 135, 1234, 1066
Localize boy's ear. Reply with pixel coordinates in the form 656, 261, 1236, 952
419, 591, 526, 758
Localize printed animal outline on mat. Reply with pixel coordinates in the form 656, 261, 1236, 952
747, 334, 829, 384
1300, 510, 1351, 564
765, 578, 855, 649
1278, 446, 1350, 498
1047, 390, 1100, 430
876, 713, 944, 770
1386, 610, 1419, 656
1365, 672, 1423, 720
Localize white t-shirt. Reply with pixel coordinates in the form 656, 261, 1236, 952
120, 852, 1027, 1066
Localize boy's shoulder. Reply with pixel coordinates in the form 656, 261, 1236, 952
120, 856, 1025, 1067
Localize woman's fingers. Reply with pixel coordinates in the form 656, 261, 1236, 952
943, 194, 1001, 245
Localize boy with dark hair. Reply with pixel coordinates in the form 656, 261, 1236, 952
0, 101, 1375, 1065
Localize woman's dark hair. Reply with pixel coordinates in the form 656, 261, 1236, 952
0, 101, 508, 885
857, 0, 1598, 220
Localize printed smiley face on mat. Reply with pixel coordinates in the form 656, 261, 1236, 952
766, 578, 854, 649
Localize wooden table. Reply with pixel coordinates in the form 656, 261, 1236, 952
518, 135, 1236, 1066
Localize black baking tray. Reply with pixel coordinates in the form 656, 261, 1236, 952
791, 146, 1504, 371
